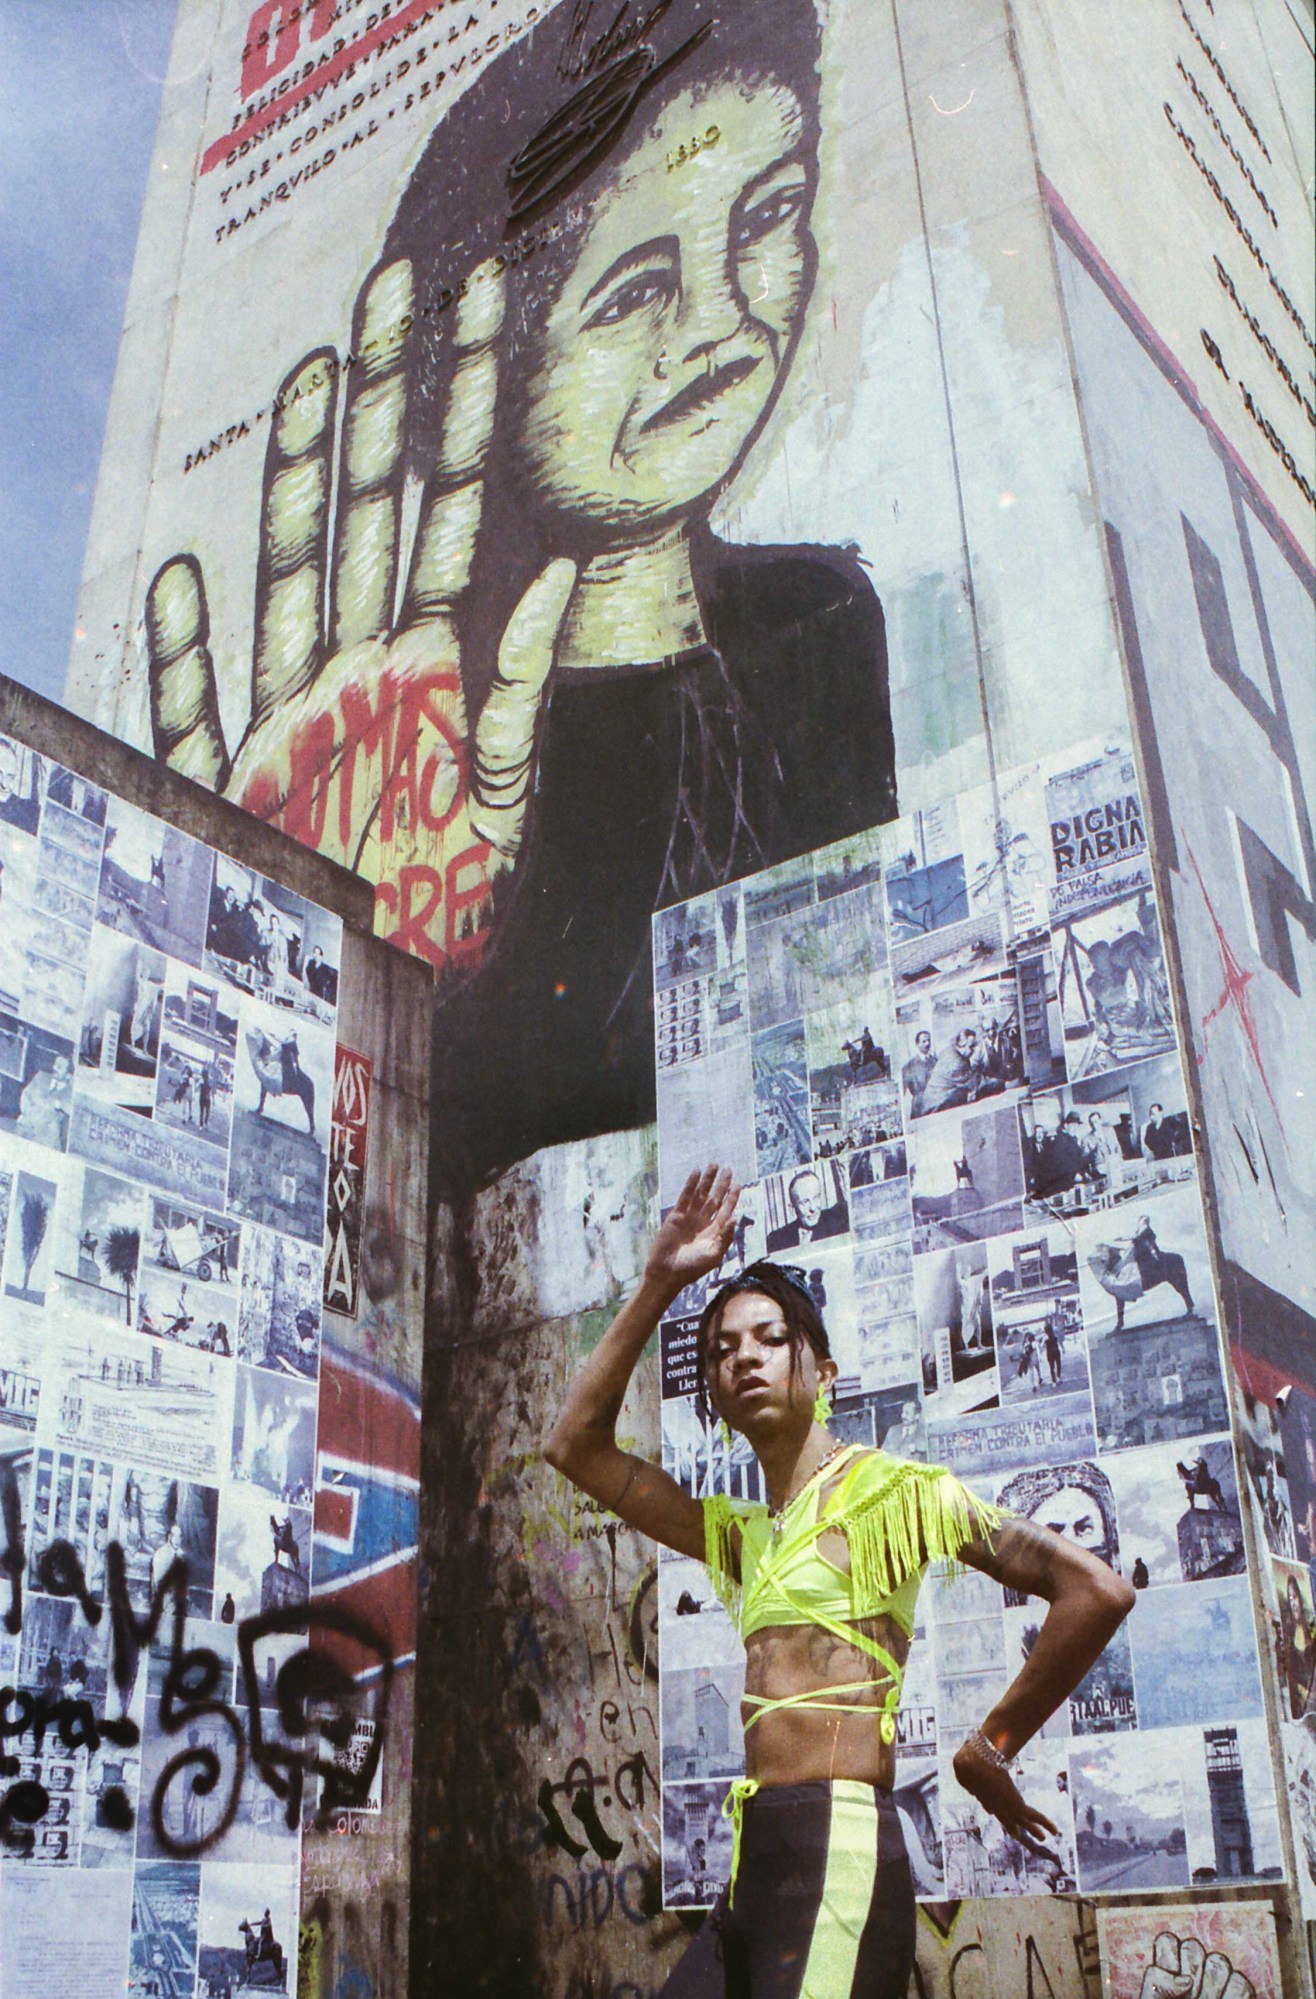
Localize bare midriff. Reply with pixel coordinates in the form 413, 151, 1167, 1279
741, 1611, 910, 1788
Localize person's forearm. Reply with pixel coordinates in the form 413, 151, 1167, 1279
544, 1269, 683, 1472
978, 1575, 1132, 1756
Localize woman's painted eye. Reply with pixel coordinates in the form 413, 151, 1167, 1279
736, 182, 808, 251
585, 267, 676, 329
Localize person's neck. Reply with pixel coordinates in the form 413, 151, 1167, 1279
757, 1422, 842, 1514
554, 524, 705, 669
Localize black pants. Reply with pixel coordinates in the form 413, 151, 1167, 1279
661, 1782, 915, 1998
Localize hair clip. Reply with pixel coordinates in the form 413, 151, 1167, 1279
743, 1259, 813, 1300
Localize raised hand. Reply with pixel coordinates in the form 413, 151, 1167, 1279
1137, 1933, 1254, 1999
146, 256, 577, 972
646, 1167, 741, 1291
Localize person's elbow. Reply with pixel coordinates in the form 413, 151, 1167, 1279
543, 1420, 573, 1475
1092, 1563, 1137, 1630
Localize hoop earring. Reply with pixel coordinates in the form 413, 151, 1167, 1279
813, 1384, 832, 1426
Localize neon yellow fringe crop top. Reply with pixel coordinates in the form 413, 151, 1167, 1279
702, 1445, 1000, 1743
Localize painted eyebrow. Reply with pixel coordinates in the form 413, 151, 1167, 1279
582, 233, 680, 309
735, 147, 811, 208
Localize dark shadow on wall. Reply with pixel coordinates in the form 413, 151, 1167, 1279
411, 1193, 549, 1997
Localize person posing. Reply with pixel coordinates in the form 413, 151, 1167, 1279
547, 1166, 1134, 1998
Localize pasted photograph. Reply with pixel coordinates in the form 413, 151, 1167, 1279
915, 1242, 995, 1420
3, 1164, 60, 1306
908, 1101, 1025, 1252
1068, 1623, 1136, 1736
751, 1019, 812, 1179
30, 1454, 220, 1619
15, 1591, 109, 1709
143, 1194, 240, 1290
1078, 1187, 1229, 1450
654, 894, 719, 992
215, 1481, 312, 1628
1070, 1736, 1189, 1894
75, 926, 164, 1115
944, 1734, 1077, 1898
747, 885, 887, 1035
744, 859, 815, 932
230, 1364, 317, 1509
0, 732, 44, 835
760, 1158, 849, 1252
226, 994, 334, 1244
138, 1268, 237, 1358
1128, 1578, 1265, 1732
206, 854, 342, 1023
1176, 1710, 1283, 1887
661, 1662, 747, 1783
959, 762, 1052, 944
1053, 884, 1174, 1081
662, 1781, 735, 1911
1238, 1383, 1295, 1561
128, 1861, 200, 1999
805, 993, 899, 1156
153, 969, 238, 1153
853, 1237, 914, 1327
928, 1397, 1097, 1482
53, 1320, 233, 1486
855, 1312, 922, 1399
51, 1162, 145, 1326
0, 817, 39, 1015
847, 1140, 912, 1243
833, 1380, 926, 1460
661, 1392, 765, 1508
988, 1223, 1089, 1410
891, 909, 1007, 1003
70, 1094, 229, 1210
237, 1225, 322, 1379
1045, 744, 1147, 920
1275, 1559, 1316, 1721
656, 1042, 755, 1208
97, 797, 213, 966
884, 804, 967, 944
896, 976, 1024, 1122
198, 1864, 294, 1996
1105, 1438, 1245, 1594
1019, 1050, 1194, 1221
656, 975, 708, 1073
814, 826, 883, 903
995, 1460, 1120, 1609
0, 1009, 74, 1152
1193, 1725, 1276, 1880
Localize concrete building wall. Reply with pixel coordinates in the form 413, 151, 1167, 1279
12, 0, 1313, 1995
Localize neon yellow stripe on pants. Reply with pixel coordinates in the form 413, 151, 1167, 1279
800, 1781, 880, 1999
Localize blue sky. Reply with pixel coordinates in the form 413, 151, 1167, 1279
0, 0, 179, 703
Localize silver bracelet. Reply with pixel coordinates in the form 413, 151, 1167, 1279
964, 1727, 1010, 1769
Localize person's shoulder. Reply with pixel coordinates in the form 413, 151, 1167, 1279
696, 533, 883, 627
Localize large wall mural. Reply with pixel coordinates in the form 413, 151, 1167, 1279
51, 0, 1316, 1992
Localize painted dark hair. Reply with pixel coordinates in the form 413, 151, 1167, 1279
695, 1258, 831, 1421
380, 0, 824, 707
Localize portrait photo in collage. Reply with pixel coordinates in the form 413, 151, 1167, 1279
651, 743, 1276, 1909
0, 737, 342, 1983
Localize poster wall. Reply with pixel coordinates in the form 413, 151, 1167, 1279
0, 733, 395, 1997
652, 745, 1281, 1909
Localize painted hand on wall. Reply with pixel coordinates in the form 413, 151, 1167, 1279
1137, 1933, 1255, 1999
145, 257, 576, 970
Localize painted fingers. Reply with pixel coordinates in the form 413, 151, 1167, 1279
146, 555, 231, 787
469, 557, 578, 859
403, 257, 505, 621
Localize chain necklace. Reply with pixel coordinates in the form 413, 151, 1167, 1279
768, 1439, 849, 1541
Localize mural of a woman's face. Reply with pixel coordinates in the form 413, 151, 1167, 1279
515, 78, 815, 536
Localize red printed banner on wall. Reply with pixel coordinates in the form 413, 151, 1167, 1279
325, 1045, 372, 1318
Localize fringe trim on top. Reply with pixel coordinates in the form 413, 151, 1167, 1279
841, 1463, 1001, 1615
703, 1493, 752, 1625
